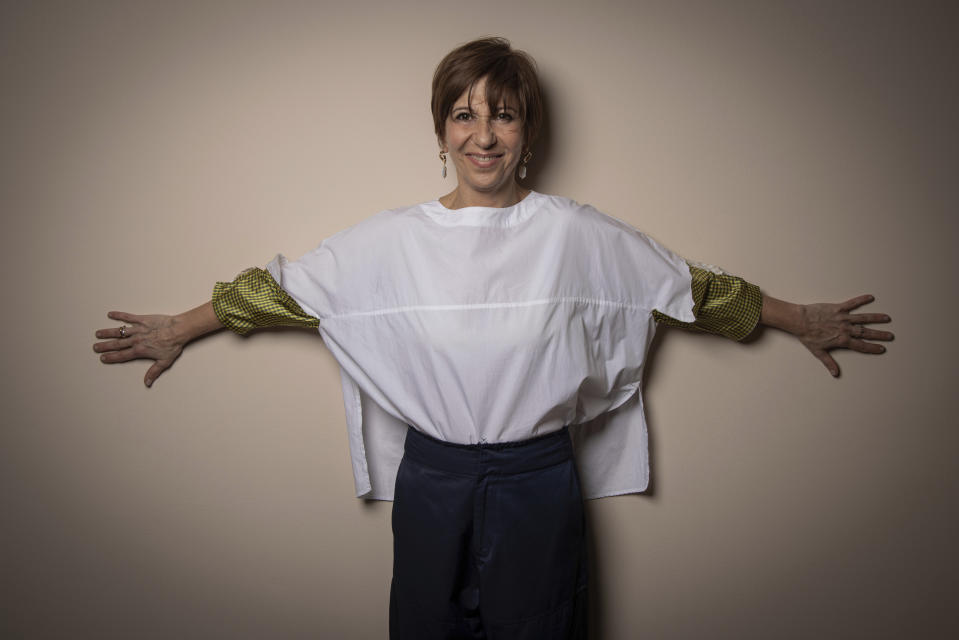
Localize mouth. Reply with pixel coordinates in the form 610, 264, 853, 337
465, 153, 504, 168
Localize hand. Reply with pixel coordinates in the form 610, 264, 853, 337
794, 295, 894, 377
93, 311, 185, 387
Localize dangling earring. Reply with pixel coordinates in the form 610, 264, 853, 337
439, 150, 448, 178
518, 150, 533, 180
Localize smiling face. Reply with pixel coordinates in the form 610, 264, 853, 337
441, 76, 525, 205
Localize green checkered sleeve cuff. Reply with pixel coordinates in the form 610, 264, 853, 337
653, 264, 763, 341
212, 267, 320, 335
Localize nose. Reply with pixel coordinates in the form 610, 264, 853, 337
473, 117, 496, 148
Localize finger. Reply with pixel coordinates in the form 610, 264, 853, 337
107, 311, 144, 325
848, 312, 891, 325
98, 348, 140, 364
848, 339, 887, 354
144, 361, 170, 387
93, 338, 133, 352
815, 350, 840, 377
838, 295, 875, 312
95, 325, 139, 339
857, 328, 895, 341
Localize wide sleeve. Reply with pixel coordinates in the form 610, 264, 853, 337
579, 206, 697, 324
652, 262, 763, 341
212, 266, 320, 335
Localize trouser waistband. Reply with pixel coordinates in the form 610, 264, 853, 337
403, 425, 573, 476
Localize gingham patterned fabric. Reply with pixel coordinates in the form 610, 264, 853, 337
652, 265, 762, 341
212, 267, 319, 335
212, 264, 761, 341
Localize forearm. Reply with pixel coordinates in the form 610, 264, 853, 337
759, 294, 805, 335
757, 292, 892, 376
94, 301, 226, 388
171, 300, 225, 345
95, 268, 314, 388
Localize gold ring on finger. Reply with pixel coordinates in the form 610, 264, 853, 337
119, 326, 127, 338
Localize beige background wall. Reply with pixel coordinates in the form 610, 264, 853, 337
2, 1, 956, 638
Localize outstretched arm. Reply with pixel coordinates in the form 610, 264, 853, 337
654, 265, 894, 376
93, 302, 224, 387
759, 293, 893, 377
94, 266, 320, 388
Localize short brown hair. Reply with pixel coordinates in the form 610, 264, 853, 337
431, 37, 544, 151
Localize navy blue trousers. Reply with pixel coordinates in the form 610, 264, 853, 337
390, 426, 589, 640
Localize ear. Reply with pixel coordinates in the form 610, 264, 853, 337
437, 135, 447, 152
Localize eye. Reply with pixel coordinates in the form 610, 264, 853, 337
494, 112, 514, 122
453, 112, 473, 122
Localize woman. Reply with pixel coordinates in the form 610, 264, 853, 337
94, 37, 892, 639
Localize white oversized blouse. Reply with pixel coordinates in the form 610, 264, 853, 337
266, 191, 696, 500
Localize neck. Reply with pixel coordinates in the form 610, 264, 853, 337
439, 183, 529, 210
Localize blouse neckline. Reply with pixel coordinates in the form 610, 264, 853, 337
418, 191, 542, 228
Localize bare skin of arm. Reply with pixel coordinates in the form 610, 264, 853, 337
93, 301, 223, 387
759, 293, 894, 377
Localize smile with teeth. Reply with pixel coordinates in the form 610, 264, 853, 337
466, 153, 504, 167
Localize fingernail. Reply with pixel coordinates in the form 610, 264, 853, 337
880, 346, 886, 352
100, 355, 107, 362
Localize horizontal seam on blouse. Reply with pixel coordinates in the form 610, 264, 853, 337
324, 296, 659, 320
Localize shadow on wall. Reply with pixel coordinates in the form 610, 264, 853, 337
522, 76, 555, 187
